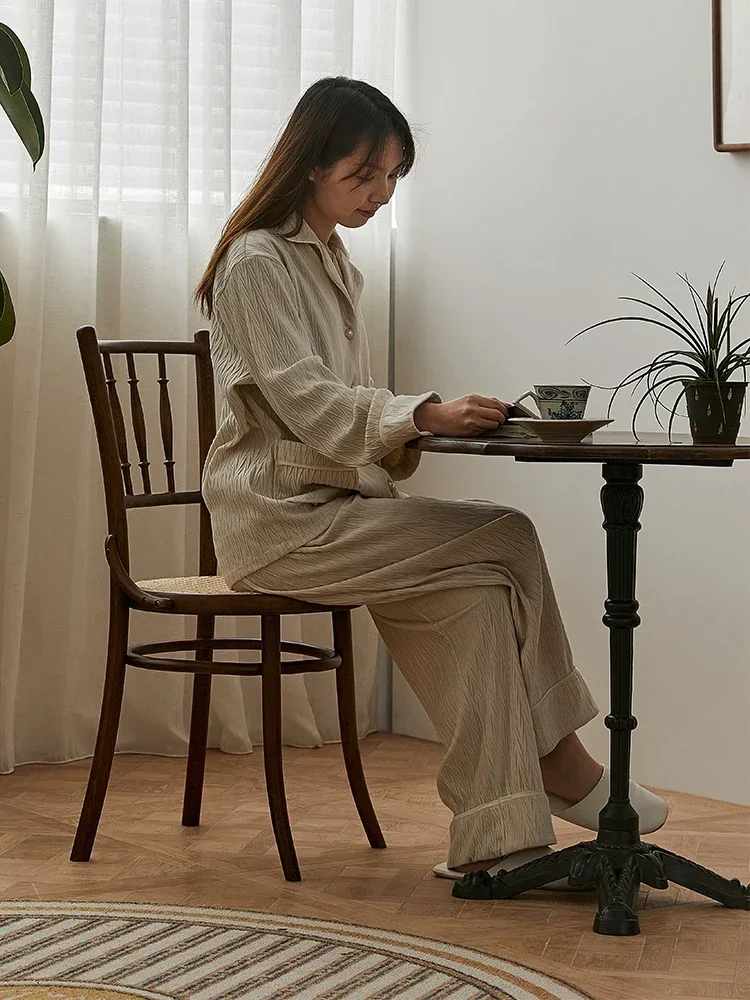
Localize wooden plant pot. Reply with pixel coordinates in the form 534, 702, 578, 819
683, 380, 747, 445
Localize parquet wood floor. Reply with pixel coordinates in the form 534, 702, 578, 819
0, 734, 747, 999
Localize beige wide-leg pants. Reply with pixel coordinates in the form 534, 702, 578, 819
236, 494, 599, 868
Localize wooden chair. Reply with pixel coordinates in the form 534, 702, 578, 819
71, 326, 385, 881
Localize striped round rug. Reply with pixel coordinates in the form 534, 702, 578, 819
0, 900, 593, 1000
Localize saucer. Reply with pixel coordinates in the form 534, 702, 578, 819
504, 417, 614, 443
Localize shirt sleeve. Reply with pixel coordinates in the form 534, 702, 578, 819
215, 254, 442, 467
367, 375, 432, 480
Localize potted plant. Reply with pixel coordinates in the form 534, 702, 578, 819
0, 21, 45, 346
570, 265, 750, 444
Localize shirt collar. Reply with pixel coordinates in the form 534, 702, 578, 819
276, 214, 349, 257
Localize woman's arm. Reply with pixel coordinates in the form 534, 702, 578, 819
215, 255, 441, 467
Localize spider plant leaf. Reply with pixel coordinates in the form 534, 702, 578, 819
707, 368, 729, 423
725, 294, 750, 350
652, 378, 687, 427
611, 359, 671, 390
714, 292, 735, 356
0, 268, 16, 346
639, 347, 707, 372
627, 358, 706, 404
719, 355, 750, 379
629, 377, 678, 438
0, 64, 45, 166
601, 366, 654, 416
604, 361, 685, 419
0, 23, 24, 94
719, 332, 750, 359
667, 384, 688, 442
713, 299, 720, 350
568, 314, 712, 351
676, 272, 708, 341
631, 372, 687, 437
630, 386, 656, 436
638, 367, 677, 427
645, 371, 692, 402
727, 360, 750, 388
631, 271, 708, 350
567, 316, 633, 343
618, 295, 706, 355
715, 289, 748, 332
718, 352, 750, 379
616, 360, 672, 390
714, 260, 727, 290
706, 283, 715, 347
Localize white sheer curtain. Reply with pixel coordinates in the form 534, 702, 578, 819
0, 0, 397, 773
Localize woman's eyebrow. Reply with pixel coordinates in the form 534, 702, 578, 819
368, 161, 404, 174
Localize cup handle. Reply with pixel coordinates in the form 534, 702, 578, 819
511, 392, 540, 418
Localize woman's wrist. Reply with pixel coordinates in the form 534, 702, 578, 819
414, 400, 440, 433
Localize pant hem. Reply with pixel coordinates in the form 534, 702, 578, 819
446, 790, 556, 869
532, 668, 600, 759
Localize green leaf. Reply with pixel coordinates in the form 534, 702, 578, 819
726, 292, 750, 337
706, 283, 714, 343
568, 314, 711, 356
0, 23, 31, 82
618, 295, 707, 357
0, 74, 45, 165
719, 355, 750, 379
0, 25, 43, 163
0, 23, 24, 94
0, 269, 16, 346
617, 354, 706, 405
718, 350, 750, 379
632, 272, 707, 352
677, 273, 709, 341
631, 373, 687, 438
667, 384, 688, 441
652, 378, 685, 427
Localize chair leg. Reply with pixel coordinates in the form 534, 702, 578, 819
182, 615, 215, 826
332, 609, 386, 850
261, 613, 301, 881
71, 589, 130, 862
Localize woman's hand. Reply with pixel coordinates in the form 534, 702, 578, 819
414, 395, 510, 436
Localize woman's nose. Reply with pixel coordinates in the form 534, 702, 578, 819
375, 176, 391, 204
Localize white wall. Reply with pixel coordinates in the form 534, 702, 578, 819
392, 0, 750, 804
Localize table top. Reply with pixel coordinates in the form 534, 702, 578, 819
407, 431, 750, 466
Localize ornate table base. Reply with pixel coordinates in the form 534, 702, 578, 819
453, 462, 750, 935
453, 838, 749, 936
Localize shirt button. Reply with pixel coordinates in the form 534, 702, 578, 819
387, 479, 394, 488
344, 328, 354, 340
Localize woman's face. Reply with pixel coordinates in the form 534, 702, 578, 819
308, 133, 403, 229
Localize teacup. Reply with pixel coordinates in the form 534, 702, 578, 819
513, 384, 591, 421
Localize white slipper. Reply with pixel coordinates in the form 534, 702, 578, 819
547, 764, 669, 834
433, 847, 593, 891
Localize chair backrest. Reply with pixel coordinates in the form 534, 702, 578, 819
77, 326, 217, 576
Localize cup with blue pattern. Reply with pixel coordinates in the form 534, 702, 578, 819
513, 385, 591, 420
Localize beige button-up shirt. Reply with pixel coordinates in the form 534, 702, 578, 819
202, 217, 442, 587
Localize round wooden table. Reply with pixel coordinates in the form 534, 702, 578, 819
407, 430, 750, 935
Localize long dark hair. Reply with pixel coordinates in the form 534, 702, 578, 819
195, 76, 415, 317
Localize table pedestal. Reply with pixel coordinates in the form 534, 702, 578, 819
454, 462, 750, 935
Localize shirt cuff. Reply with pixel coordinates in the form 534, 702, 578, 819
378, 390, 442, 451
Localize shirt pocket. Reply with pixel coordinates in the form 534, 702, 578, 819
273, 438, 360, 494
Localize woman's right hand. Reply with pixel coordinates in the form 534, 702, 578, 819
414, 395, 510, 436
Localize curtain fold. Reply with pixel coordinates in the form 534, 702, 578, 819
0, 0, 396, 773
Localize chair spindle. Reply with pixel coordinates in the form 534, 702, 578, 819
102, 354, 134, 495
125, 352, 151, 493
157, 353, 176, 492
